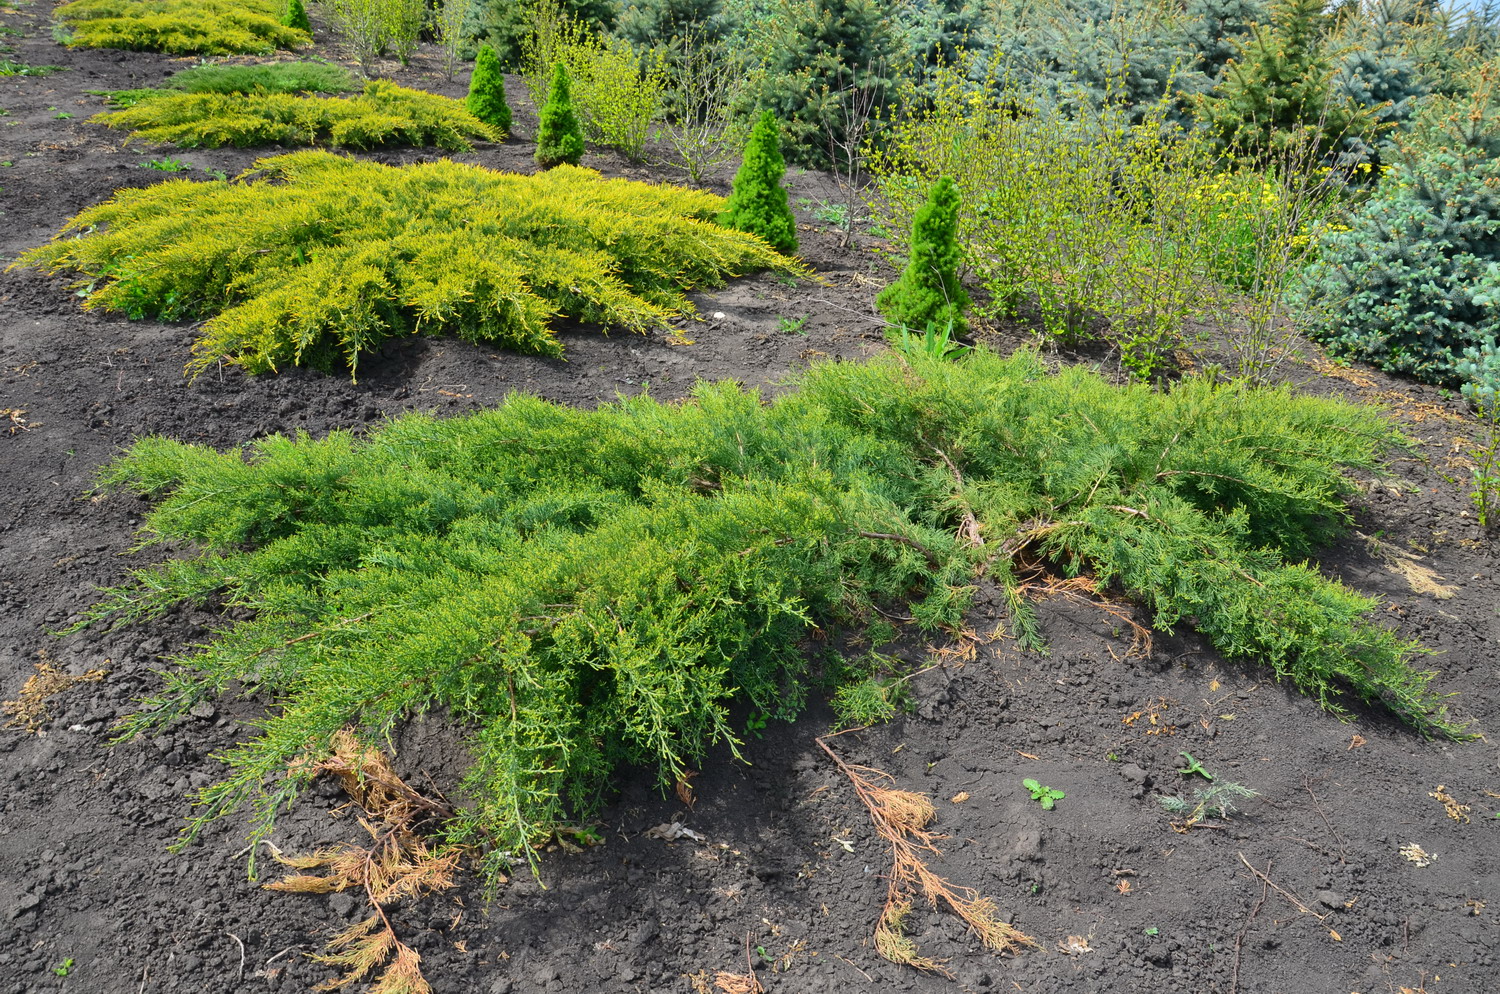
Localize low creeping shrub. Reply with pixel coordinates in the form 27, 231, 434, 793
90, 80, 501, 150
55, 0, 309, 55
79, 349, 1469, 881
14, 151, 801, 377
102, 61, 357, 109
158, 60, 355, 95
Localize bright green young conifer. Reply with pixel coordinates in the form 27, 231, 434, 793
535, 60, 585, 168
467, 43, 512, 132
282, 0, 310, 33
877, 175, 968, 334
719, 110, 797, 254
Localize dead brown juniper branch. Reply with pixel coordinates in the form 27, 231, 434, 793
266, 730, 460, 994
816, 731, 1034, 975
2, 658, 107, 734
1013, 568, 1154, 659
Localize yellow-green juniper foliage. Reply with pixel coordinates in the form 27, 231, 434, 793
56, 0, 309, 55
81, 349, 1467, 880
15, 152, 801, 378
91, 80, 501, 150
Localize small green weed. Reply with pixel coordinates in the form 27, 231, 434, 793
1177, 751, 1214, 780
885, 321, 970, 363
0, 60, 64, 76
744, 711, 768, 738
1144, 927, 1160, 937
54, 111, 73, 119
52, 959, 74, 977
777, 314, 808, 336
1022, 778, 1065, 810
143, 157, 189, 171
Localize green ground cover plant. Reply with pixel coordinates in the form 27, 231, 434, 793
77, 349, 1467, 881
14, 151, 799, 377
55, 0, 309, 54
101, 61, 357, 109
90, 80, 500, 150
0, 60, 64, 76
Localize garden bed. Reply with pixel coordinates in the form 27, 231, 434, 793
1, 8, 1497, 994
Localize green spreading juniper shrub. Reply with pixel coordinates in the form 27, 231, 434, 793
535, 61, 586, 167
13, 151, 801, 377
102, 61, 360, 108
282, 0, 311, 33
877, 175, 969, 334
90, 80, 499, 151
81, 348, 1468, 880
720, 110, 797, 254
56, 0, 309, 55
467, 43, 513, 132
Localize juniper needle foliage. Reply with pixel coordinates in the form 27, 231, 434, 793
15, 152, 799, 377
83, 350, 1466, 879
91, 80, 499, 150
56, 0, 309, 55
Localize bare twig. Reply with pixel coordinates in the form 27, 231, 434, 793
1236, 852, 1328, 922
1230, 859, 1270, 994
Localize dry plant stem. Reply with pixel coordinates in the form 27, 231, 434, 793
1235, 852, 1328, 922
816, 731, 1033, 974
1302, 776, 1349, 864
1230, 860, 1270, 994
822, 62, 883, 247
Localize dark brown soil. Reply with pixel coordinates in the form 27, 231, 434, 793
2, 8, 1498, 994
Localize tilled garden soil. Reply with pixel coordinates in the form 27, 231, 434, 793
2, 8, 1498, 994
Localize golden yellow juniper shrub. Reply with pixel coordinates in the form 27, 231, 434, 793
91, 80, 502, 151
56, 0, 308, 55
15, 152, 804, 378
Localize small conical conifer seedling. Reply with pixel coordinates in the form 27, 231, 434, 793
877, 175, 969, 334
282, 0, 311, 33
467, 44, 512, 133
535, 61, 585, 168
719, 110, 797, 254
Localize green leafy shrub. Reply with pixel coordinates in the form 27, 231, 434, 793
14, 151, 798, 377
324, 0, 428, 72
467, 43, 513, 131
535, 61, 586, 167
522, 0, 670, 162
90, 80, 501, 150
1307, 78, 1500, 388
281, 0, 310, 33
79, 348, 1466, 880
876, 175, 968, 336
720, 110, 797, 254
55, 0, 309, 54
871, 62, 1225, 379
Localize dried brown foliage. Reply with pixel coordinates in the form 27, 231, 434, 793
817, 733, 1034, 975
267, 730, 459, 994
3, 658, 106, 733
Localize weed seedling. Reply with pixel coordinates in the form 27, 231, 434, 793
54, 111, 73, 119
1178, 751, 1214, 780
744, 711, 768, 738
1143, 927, 1159, 937
777, 314, 808, 336
1158, 781, 1256, 832
52, 959, 74, 977
1022, 778, 1065, 810
144, 157, 188, 172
